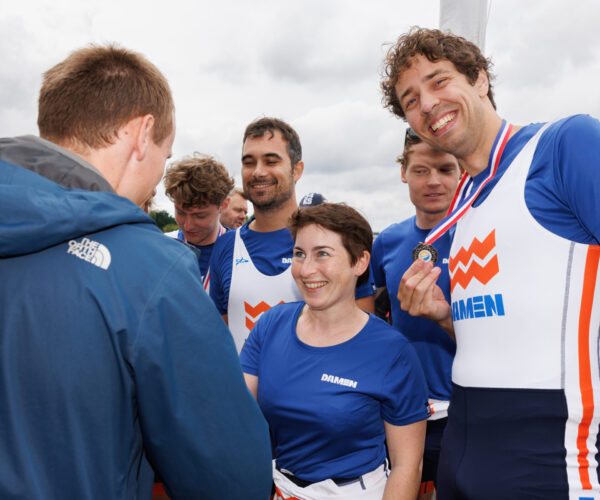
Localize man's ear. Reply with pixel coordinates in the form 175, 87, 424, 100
292, 161, 304, 183
475, 68, 489, 99
132, 114, 155, 161
220, 197, 231, 212
401, 167, 408, 184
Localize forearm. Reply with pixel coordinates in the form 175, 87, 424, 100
438, 314, 455, 340
383, 463, 422, 500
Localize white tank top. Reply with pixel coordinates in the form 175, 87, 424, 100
228, 228, 302, 353
449, 122, 600, 493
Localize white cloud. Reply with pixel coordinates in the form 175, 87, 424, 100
2, 0, 600, 233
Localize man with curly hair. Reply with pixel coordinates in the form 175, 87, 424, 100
164, 154, 234, 282
381, 27, 600, 498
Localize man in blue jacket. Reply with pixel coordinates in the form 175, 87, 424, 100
0, 44, 272, 500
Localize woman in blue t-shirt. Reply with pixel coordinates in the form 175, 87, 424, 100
241, 203, 429, 500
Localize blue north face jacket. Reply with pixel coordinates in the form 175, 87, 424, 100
0, 137, 272, 500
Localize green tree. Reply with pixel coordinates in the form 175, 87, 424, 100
149, 210, 177, 232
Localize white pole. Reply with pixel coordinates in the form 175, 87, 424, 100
439, 0, 490, 52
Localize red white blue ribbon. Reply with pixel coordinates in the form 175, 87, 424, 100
424, 120, 513, 245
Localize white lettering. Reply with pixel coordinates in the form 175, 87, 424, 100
320, 373, 358, 389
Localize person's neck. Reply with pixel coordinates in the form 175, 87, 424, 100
76, 145, 125, 193
298, 298, 368, 347
415, 210, 447, 230
458, 110, 521, 177
249, 198, 298, 232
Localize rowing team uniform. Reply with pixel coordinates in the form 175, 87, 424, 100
372, 218, 455, 489
166, 224, 228, 284
439, 115, 600, 499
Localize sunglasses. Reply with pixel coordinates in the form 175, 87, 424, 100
405, 127, 420, 141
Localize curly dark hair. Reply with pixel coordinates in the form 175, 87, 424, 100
288, 203, 372, 287
164, 153, 234, 208
381, 27, 496, 119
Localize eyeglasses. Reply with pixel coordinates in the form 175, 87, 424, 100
405, 127, 419, 141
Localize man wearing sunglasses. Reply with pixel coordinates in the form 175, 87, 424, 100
381, 27, 600, 499
371, 128, 461, 499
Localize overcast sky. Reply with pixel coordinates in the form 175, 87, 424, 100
2, 0, 600, 231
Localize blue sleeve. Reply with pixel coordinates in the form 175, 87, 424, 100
240, 313, 267, 376
380, 342, 429, 426
554, 115, 600, 243
133, 250, 272, 499
355, 262, 377, 299
371, 234, 386, 288
526, 115, 600, 244
208, 234, 233, 315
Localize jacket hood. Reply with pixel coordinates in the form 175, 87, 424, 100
1, 153, 155, 257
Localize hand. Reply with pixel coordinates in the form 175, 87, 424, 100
398, 259, 454, 337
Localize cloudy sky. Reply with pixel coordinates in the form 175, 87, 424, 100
2, 0, 600, 231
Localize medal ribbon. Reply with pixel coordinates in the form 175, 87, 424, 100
424, 120, 513, 245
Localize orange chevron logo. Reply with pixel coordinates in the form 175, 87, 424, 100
244, 300, 285, 331
449, 230, 499, 292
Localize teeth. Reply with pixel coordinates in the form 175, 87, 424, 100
305, 281, 326, 289
431, 113, 455, 131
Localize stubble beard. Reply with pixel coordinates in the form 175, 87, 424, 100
245, 176, 295, 213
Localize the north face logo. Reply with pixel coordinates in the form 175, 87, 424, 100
67, 237, 111, 270
449, 230, 499, 292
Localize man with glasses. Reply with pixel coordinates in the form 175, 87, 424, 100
372, 128, 461, 498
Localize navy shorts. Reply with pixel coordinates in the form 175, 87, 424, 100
437, 384, 593, 500
422, 417, 447, 485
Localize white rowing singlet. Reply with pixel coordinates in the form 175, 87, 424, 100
228, 228, 302, 353
449, 122, 600, 495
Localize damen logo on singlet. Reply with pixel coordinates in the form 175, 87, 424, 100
321, 373, 358, 389
67, 238, 111, 270
235, 256, 249, 266
244, 300, 284, 330
451, 293, 505, 322
449, 229, 499, 292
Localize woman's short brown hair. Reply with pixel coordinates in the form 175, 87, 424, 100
381, 27, 496, 119
288, 203, 372, 287
38, 44, 174, 151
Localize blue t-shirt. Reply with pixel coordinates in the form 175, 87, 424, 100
468, 115, 600, 244
240, 301, 429, 481
209, 220, 376, 314
372, 217, 456, 402
170, 228, 229, 282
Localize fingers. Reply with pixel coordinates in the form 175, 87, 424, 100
398, 260, 442, 318
408, 266, 442, 317
398, 259, 434, 311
